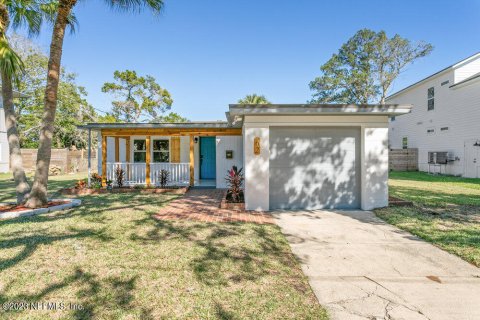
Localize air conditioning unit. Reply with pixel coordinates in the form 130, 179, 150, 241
428, 151, 454, 164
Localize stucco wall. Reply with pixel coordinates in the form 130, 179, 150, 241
215, 136, 243, 188
243, 115, 390, 211
361, 126, 389, 210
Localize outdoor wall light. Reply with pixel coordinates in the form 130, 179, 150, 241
194, 137, 199, 144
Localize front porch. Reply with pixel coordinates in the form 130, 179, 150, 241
82, 124, 243, 188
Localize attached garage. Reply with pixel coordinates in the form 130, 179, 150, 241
228, 104, 412, 211
269, 127, 360, 210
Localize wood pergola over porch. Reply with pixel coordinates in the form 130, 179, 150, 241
78, 123, 242, 188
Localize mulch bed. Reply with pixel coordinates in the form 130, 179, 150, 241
60, 186, 189, 196
0, 201, 69, 213
389, 196, 413, 207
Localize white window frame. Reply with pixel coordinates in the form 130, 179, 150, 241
133, 139, 147, 163
152, 139, 170, 163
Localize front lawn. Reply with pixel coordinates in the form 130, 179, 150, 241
0, 174, 326, 319
376, 171, 480, 267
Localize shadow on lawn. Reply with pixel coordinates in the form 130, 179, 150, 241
0, 268, 153, 320
131, 216, 301, 288
0, 192, 308, 318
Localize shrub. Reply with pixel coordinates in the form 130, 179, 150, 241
157, 169, 169, 188
115, 167, 125, 188
225, 166, 244, 203
75, 179, 87, 189
91, 173, 102, 184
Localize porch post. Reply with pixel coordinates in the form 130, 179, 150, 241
102, 134, 107, 187
115, 137, 119, 162
87, 128, 91, 187
189, 135, 194, 187
146, 135, 151, 186
125, 137, 130, 162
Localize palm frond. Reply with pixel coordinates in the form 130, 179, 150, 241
0, 36, 25, 84
8, 0, 44, 36
104, 0, 164, 14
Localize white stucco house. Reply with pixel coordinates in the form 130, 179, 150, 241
79, 104, 411, 211
387, 52, 480, 178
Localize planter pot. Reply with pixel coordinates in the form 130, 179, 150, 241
219, 190, 245, 210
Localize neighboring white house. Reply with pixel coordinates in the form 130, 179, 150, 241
81, 103, 411, 211
0, 103, 8, 173
0, 92, 27, 173
387, 52, 480, 178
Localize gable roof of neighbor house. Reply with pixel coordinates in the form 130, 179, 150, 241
78, 104, 412, 130
386, 51, 480, 100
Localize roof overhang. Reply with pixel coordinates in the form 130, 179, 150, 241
228, 103, 412, 124
77, 121, 239, 131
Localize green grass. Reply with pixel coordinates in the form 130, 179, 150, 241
0, 174, 326, 319
376, 171, 480, 267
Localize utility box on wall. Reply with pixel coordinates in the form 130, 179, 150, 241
226, 150, 233, 159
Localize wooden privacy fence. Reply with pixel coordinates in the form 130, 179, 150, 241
20, 149, 96, 174
389, 148, 418, 171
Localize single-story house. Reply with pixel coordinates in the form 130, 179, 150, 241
78, 104, 411, 211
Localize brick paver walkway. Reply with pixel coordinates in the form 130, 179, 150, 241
154, 189, 273, 224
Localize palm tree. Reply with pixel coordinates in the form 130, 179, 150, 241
0, 0, 45, 203
26, 0, 165, 207
237, 93, 271, 104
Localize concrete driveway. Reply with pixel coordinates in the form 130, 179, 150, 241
273, 210, 480, 320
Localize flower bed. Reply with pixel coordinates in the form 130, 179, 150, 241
219, 190, 245, 210
61, 186, 189, 196
0, 199, 81, 220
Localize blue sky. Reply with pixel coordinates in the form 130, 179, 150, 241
18, 0, 480, 121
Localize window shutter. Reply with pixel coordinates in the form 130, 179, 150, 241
171, 137, 180, 163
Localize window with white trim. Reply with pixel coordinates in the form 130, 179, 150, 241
153, 139, 169, 162
402, 137, 408, 149
133, 139, 146, 163
427, 87, 434, 111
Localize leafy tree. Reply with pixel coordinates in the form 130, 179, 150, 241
27, 0, 165, 207
10, 34, 98, 149
102, 70, 173, 122
152, 112, 189, 123
0, 0, 48, 203
238, 94, 271, 104
309, 29, 433, 104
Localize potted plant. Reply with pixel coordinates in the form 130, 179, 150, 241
106, 180, 113, 190
221, 166, 245, 209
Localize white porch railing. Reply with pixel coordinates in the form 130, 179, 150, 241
106, 162, 189, 186
150, 163, 190, 186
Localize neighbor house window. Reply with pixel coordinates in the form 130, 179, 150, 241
391, 116, 396, 121
427, 87, 434, 110
133, 139, 146, 163
153, 139, 169, 162
402, 137, 408, 149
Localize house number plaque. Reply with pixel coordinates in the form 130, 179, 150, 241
254, 137, 261, 155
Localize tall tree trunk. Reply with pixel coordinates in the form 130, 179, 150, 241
0, 6, 30, 203
2, 72, 31, 203
26, 0, 76, 207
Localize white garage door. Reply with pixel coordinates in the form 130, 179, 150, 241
269, 127, 360, 210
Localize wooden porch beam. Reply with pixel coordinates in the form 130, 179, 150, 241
125, 137, 130, 162
102, 135, 107, 187
114, 137, 119, 162
189, 135, 194, 187
101, 128, 242, 137
146, 135, 151, 186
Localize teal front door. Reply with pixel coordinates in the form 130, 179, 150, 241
200, 137, 216, 179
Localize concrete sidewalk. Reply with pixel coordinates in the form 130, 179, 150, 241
273, 210, 480, 320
